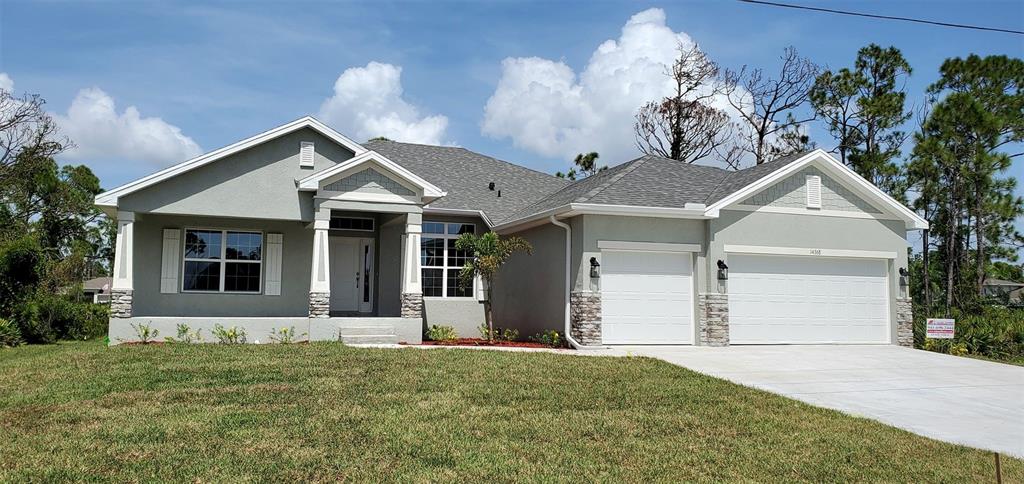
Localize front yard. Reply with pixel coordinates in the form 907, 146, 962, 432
0, 341, 1019, 481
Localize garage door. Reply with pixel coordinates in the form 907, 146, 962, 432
729, 254, 890, 344
601, 250, 693, 344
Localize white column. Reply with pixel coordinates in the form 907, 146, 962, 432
310, 219, 331, 293
112, 211, 134, 290
403, 221, 422, 294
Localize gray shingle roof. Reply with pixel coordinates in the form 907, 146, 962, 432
364, 140, 569, 223
501, 152, 811, 224
365, 139, 810, 226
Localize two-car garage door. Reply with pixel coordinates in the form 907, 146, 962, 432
729, 254, 890, 344
599, 247, 891, 345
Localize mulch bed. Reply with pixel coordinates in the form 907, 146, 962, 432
413, 338, 557, 349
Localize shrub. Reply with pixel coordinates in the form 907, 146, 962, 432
212, 324, 247, 344
12, 294, 108, 344
530, 330, 563, 348
497, 327, 519, 342
426, 325, 457, 342
130, 323, 159, 344
269, 326, 305, 344
916, 306, 1024, 361
0, 318, 23, 347
165, 323, 202, 344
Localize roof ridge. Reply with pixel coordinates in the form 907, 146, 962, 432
575, 156, 650, 203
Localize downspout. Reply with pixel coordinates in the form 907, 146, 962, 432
550, 215, 582, 349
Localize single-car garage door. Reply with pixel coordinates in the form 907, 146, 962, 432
729, 254, 890, 344
601, 250, 693, 344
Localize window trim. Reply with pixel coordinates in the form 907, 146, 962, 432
421, 221, 477, 299
181, 228, 264, 294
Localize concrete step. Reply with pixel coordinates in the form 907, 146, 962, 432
338, 325, 396, 336
340, 334, 399, 345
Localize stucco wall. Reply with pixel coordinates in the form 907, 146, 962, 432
739, 167, 882, 213
119, 128, 355, 221
130, 214, 314, 317
492, 223, 566, 338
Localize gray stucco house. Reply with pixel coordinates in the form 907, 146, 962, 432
98, 117, 927, 347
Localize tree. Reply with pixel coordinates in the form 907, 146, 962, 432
908, 55, 1024, 312
722, 46, 819, 165
556, 152, 606, 181
455, 232, 531, 341
633, 44, 732, 163
0, 86, 69, 185
811, 44, 912, 197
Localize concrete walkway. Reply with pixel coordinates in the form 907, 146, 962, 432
609, 345, 1024, 458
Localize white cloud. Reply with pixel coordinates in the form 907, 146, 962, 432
482, 8, 729, 164
0, 73, 13, 92
318, 62, 449, 144
54, 87, 202, 166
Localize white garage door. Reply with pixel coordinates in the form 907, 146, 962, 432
729, 254, 890, 344
601, 250, 693, 344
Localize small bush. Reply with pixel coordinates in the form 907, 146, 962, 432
212, 324, 247, 344
13, 295, 108, 344
916, 306, 1024, 361
165, 323, 202, 344
130, 323, 159, 344
269, 326, 305, 344
497, 327, 519, 342
426, 325, 457, 342
0, 318, 23, 347
530, 330, 563, 348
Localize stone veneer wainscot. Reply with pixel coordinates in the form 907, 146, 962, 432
698, 293, 729, 347
569, 291, 602, 346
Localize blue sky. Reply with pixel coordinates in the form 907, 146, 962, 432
1, 0, 1022, 211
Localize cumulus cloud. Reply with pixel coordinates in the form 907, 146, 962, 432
318, 62, 449, 144
0, 73, 13, 92
482, 8, 730, 164
54, 87, 202, 166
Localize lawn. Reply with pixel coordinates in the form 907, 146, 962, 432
0, 341, 1019, 482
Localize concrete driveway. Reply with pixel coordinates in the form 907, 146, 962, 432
610, 345, 1024, 458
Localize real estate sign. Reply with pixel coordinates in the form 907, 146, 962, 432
926, 318, 955, 339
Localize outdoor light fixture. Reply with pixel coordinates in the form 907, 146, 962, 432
589, 257, 601, 278
899, 267, 909, 287
717, 259, 729, 280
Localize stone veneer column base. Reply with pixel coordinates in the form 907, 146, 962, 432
308, 292, 330, 318
401, 293, 424, 319
896, 298, 913, 347
698, 293, 729, 347
570, 291, 602, 346
110, 289, 133, 318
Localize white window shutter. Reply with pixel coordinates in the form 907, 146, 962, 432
299, 142, 315, 167
806, 175, 822, 209
265, 233, 284, 296
475, 275, 486, 301
160, 229, 180, 293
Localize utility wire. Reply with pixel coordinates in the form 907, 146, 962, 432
738, 0, 1024, 35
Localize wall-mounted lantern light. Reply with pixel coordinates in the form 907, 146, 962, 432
898, 267, 910, 287
717, 260, 729, 280
590, 257, 601, 278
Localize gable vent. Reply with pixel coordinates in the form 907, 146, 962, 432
806, 175, 822, 209
299, 142, 315, 167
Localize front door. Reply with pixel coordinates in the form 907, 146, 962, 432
329, 237, 375, 313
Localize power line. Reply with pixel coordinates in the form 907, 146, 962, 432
738, 0, 1024, 35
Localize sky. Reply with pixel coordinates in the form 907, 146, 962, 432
0, 0, 1022, 218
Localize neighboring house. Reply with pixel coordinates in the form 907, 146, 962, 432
982, 278, 1024, 304
83, 277, 113, 303
96, 117, 927, 347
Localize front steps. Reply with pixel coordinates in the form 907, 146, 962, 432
338, 324, 398, 345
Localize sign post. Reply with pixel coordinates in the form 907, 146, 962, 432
926, 318, 955, 339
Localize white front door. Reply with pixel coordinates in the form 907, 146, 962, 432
601, 250, 694, 344
729, 254, 890, 344
329, 237, 374, 313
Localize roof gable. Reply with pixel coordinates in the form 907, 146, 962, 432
95, 117, 367, 208
297, 150, 445, 199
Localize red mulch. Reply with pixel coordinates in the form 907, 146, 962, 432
411, 338, 557, 348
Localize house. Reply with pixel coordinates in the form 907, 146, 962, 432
982, 277, 1024, 304
96, 117, 927, 347
83, 277, 113, 303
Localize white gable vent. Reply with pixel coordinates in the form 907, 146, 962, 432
299, 141, 315, 167
806, 175, 822, 209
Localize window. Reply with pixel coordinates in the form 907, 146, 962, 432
183, 229, 262, 293
330, 216, 374, 231
421, 222, 475, 297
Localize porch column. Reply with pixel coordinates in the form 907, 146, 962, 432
401, 213, 423, 319
110, 211, 134, 318
308, 219, 331, 318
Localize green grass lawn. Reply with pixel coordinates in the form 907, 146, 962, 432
1, 341, 1019, 482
